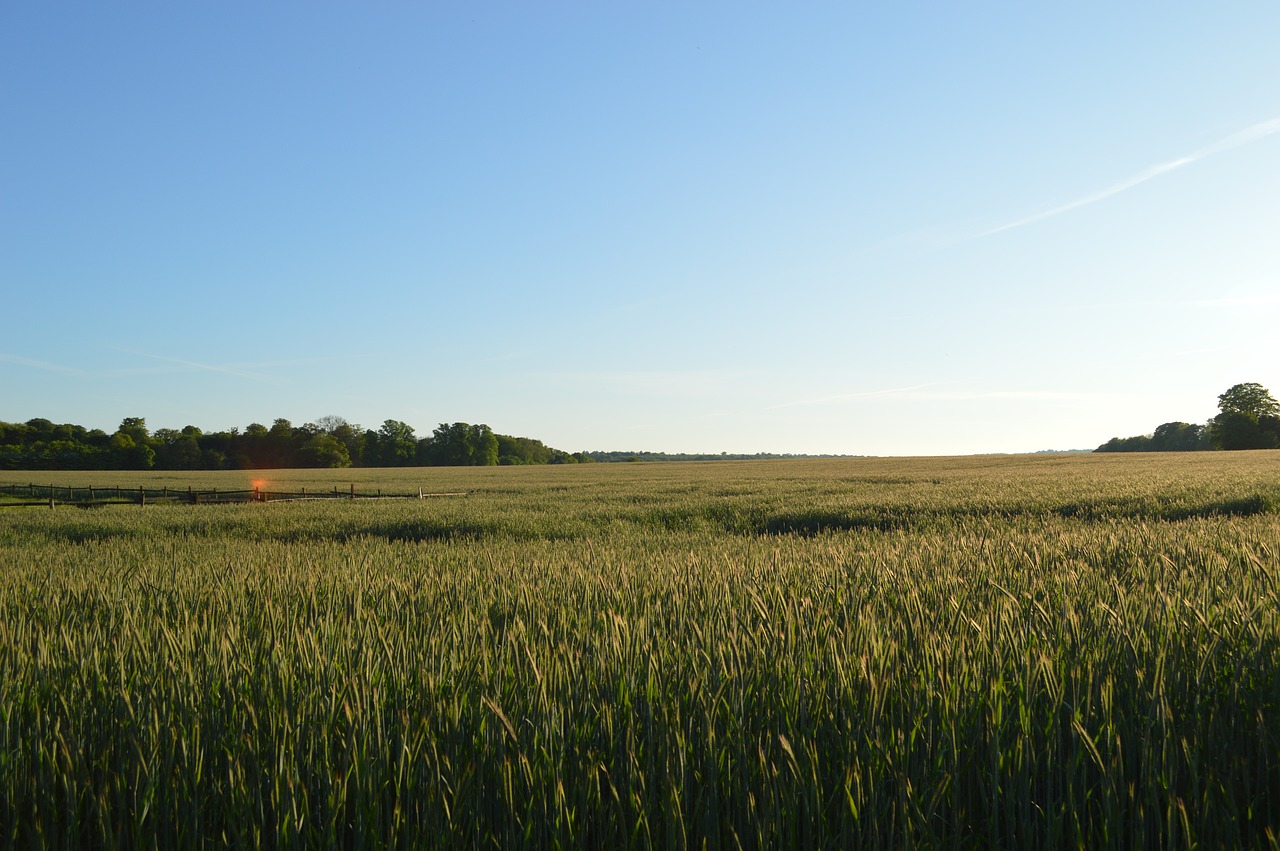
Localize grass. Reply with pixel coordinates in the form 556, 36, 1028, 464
1, 452, 1278, 848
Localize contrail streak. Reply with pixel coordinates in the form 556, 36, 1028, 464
115, 348, 274, 382
0, 352, 85, 375
979, 116, 1280, 238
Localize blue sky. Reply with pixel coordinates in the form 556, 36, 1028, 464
3, 2, 1278, 455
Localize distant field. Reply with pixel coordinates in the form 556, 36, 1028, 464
2, 453, 1278, 847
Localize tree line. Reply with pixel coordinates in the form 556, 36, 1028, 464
1096, 382, 1280, 453
0, 416, 593, 471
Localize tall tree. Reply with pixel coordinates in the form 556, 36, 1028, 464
265, 419, 300, 468
1216, 383, 1280, 419
312, 416, 365, 466
1210, 383, 1280, 450
420, 422, 498, 466
1149, 422, 1211, 452
111, 418, 155, 469
296, 433, 352, 468
377, 420, 417, 466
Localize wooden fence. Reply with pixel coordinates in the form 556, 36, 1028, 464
0, 482, 469, 509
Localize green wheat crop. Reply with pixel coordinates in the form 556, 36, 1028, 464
1, 453, 1278, 848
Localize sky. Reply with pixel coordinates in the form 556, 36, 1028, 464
3, 2, 1278, 456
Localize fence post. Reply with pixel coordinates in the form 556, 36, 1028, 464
140, 485, 145, 506
49, 495, 55, 509
418, 487, 423, 500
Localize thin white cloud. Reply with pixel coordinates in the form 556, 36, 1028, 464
0, 352, 86, 375
979, 116, 1280, 238
114, 348, 276, 382
99, 354, 341, 378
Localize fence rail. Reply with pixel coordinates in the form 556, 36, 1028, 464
0, 482, 469, 509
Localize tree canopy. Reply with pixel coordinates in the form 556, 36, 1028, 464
0, 416, 589, 471
1216, 383, 1280, 419
1097, 383, 1280, 453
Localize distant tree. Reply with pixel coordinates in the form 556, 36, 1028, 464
361, 429, 380, 467
313, 414, 352, 434
239, 422, 271, 468
420, 423, 460, 466
470, 424, 499, 466
420, 422, 498, 466
151, 426, 205, 470
1149, 422, 1212, 452
296, 433, 352, 468
1216, 383, 1280, 419
266, 419, 299, 468
1095, 435, 1148, 452
202, 449, 229, 470
0, 444, 25, 469
0, 422, 32, 446
117, 417, 151, 446
173, 430, 204, 469
377, 420, 418, 466
497, 434, 555, 465
0, 413, 585, 471
198, 430, 240, 469
1211, 412, 1279, 451
1210, 383, 1280, 450
312, 416, 365, 466
109, 431, 155, 469
23, 419, 55, 442
548, 449, 578, 464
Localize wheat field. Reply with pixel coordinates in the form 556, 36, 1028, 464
1, 452, 1278, 848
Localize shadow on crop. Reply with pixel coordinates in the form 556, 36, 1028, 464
1053, 493, 1278, 522
756, 511, 904, 536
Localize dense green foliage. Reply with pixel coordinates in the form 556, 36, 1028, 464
0, 417, 588, 471
2, 453, 1279, 848
1094, 421, 1212, 453
1096, 382, 1279, 453
581, 451, 858, 463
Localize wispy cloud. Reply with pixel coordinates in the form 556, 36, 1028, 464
113, 348, 277, 382
0, 352, 86, 375
3, 348, 347, 382
978, 116, 1280, 238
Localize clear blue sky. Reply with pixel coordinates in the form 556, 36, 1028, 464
3, 2, 1278, 455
